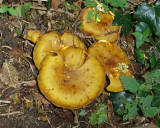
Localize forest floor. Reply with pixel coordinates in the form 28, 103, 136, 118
0, 0, 159, 128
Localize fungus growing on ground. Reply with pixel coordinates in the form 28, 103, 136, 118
33, 31, 61, 69
80, 7, 120, 43
38, 46, 106, 110
23, 30, 42, 43
61, 32, 87, 50
87, 40, 133, 92
23, 30, 87, 69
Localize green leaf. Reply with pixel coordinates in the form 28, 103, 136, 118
121, 13, 132, 35
113, 11, 132, 35
152, 95, 160, 107
46, 0, 52, 9
153, 85, 160, 95
120, 76, 140, 93
24, 2, 31, 12
15, 6, 25, 18
142, 107, 160, 118
79, 109, 88, 116
139, 95, 160, 118
109, 91, 134, 116
113, 10, 123, 25
89, 104, 108, 125
84, 0, 99, 8
133, 3, 160, 37
149, 54, 156, 69
87, 9, 101, 23
132, 31, 149, 49
13, 28, 22, 35
8, 8, 16, 16
0, 5, 8, 13
103, 0, 128, 10
123, 101, 138, 120
134, 49, 147, 65
156, 117, 160, 128
143, 69, 160, 85
135, 22, 152, 36
139, 95, 153, 107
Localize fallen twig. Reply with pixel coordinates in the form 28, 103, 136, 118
0, 111, 23, 116
0, 100, 12, 104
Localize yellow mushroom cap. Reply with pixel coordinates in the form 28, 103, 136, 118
23, 30, 42, 43
60, 46, 86, 69
80, 7, 120, 43
61, 32, 87, 50
38, 47, 106, 110
33, 31, 61, 69
87, 40, 133, 92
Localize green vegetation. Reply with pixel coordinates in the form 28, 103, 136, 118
0, 2, 31, 18
84, 0, 128, 23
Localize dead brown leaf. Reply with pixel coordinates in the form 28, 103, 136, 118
52, 0, 66, 10
33, 92, 50, 106
0, 60, 19, 88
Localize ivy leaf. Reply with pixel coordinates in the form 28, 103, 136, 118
133, 3, 160, 37
123, 101, 138, 120
113, 10, 132, 35
149, 54, 156, 69
132, 31, 150, 49
134, 49, 147, 65
0, 5, 8, 13
135, 22, 152, 36
46, 0, 52, 9
120, 76, 140, 93
113, 10, 123, 25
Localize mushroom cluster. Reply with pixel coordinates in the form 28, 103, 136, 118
23, 8, 133, 109
24, 31, 106, 110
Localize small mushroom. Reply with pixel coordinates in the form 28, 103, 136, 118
33, 31, 61, 69
87, 40, 133, 92
23, 30, 42, 43
38, 47, 106, 110
80, 7, 120, 43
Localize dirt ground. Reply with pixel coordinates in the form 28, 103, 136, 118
0, 0, 159, 128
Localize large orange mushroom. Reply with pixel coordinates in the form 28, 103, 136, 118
87, 40, 133, 92
38, 47, 106, 110
80, 7, 120, 43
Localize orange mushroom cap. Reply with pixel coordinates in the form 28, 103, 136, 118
23, 30, 42, 43
33, 31, 61, 69
38, 47, 106, 110
87, 40, 133, 92
80, 7, 120, 43
32, 31, 87, 69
